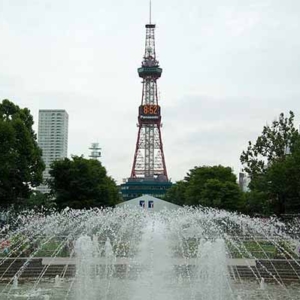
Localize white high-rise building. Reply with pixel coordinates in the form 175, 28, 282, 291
238, 172, 250, 192
37, 110, 69, 193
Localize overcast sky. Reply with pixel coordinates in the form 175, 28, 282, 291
1, 0, 300, 184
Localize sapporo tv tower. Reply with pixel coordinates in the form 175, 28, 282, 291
121, 2, 172, 201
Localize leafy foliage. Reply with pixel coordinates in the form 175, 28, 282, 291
240, 111, 299, 178
48, 156, 120, 209
27, 191, 55, 210
0, 99, 44, 207
166, 165, 243, 211
243, 190, 271, 216
240, 111, 300, 215
164, 180, 187, 206
265, 138, 300, 215
200, 179, 244, 211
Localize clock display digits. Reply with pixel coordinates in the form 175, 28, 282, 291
139, 105, 161, 119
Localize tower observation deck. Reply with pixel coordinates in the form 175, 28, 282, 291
121, 9, 172, 201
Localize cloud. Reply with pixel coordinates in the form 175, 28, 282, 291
1, 0, 300, 184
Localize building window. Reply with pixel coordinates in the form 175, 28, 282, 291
148, 201, 154, 208
139, 200, 145, 208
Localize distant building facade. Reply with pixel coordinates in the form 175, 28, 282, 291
117, 195, 180, 212
120, 177, 172, 201
37, 110, 69, 193
239, 172, 250, 192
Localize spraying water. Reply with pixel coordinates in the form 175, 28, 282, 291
0, 206, 299, 299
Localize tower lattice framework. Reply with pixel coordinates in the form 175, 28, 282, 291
130, 22, 168, 181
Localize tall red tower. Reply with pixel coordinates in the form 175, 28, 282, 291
121, 6, 172, 201
131, 18, 168, 180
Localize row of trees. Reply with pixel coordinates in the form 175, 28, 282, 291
0, 99, 120, 210
166, 111, 300, 216
1, 98, 300, 216
165, 165, 244, 212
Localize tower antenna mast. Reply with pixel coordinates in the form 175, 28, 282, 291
149, 0, 152, 24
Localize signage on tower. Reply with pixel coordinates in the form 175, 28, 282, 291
139, 105, 161, 120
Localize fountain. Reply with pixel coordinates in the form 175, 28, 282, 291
0, 206, 299, 299
259, 277, 265, 290
54, 275, 61, 288
12, 275, 18, 290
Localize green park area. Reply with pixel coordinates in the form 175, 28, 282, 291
0, 234, 296, 260
227, 240, 297, 259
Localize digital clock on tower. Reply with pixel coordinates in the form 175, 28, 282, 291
139, 105, 161, 118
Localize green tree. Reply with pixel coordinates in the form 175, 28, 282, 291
200, 179, 244, 211
240, 111, 299, 179
240, 111, 300, 215
27, 191, 55, 210
243, 190, 271, 216
0, 99, 44, 207
265, 137, 300, 214
164, 180, 187, 205
48, 156, 120, 209
185, 165, 237, 206
166, 165, 243, 211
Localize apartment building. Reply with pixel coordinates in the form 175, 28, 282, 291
37, 109, 69, 193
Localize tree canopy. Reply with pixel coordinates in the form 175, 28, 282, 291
240, 111, 300, 216
48, 156, 120, 209
165, 165, 243, 211
240, 111, 299, 178
0, 99, 44, 207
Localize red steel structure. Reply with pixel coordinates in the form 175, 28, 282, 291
130, 19, 168, 182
